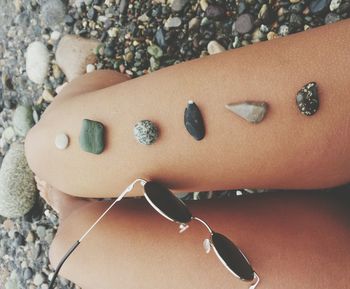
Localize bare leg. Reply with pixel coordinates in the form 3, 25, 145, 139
25, 19, 350, 198
48, 186, 350, 289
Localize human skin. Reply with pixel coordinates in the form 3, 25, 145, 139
24, 18, 350, 198
49, 187, 350, 289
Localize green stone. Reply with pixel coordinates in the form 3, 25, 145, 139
147, 45, 163, 59
79, 119, 105, 154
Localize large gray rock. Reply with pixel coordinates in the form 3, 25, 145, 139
26, 41, 50, 85
13, 106, 34, 137
56, 35, 100, 82
0, 143, 37, 218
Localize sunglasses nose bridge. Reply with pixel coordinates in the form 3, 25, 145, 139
191, 216, 213, 234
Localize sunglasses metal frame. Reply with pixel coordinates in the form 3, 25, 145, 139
48, 178, 260, 289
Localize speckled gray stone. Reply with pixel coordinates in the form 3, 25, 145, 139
296, 82, 319, 116
225, 101, 268, 123
0, 143, 37, 218
133, 120, 159, 145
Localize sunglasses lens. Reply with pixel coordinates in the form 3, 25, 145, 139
212, 232, 254, 281
144, 181, 192, 223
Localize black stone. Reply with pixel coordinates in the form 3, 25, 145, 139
155, 28, 166, 48
289, 13, 304, 31
296, 82, 319, 116
87, 8, 97, 20
119, 0, 129, 14
184, 101, 205, 140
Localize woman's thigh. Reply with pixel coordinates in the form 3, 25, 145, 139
49, 187, 350, 289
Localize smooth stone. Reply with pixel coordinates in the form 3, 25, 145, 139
278, 24, 290, 36
207, 40, 226, 55
40, 0, 66, 28
79, 119, 105, 154
13, 106, 34, 137
251, 28, 266, 43
330, 0, 342, 10
171, 0, 190, 12
309, 0, 331, 14
133, 120, 159, 145
289, 13, 304, 30
147, 45, 163, 59
205, 5, 225, 19
86, 64, 96, 73
225, 101, 268, 124
164, 17, 182, 29
296, 82, 319, 116
258, 4, 275, 24
26, 41, 50, 85
188, 17, 200, 31
184, 101, 205, 141
0, 143, 37, 218
55, 133, 69, 150
33, 273, 44, 286
155, 28, 166, 48
325, 12, 341, 23
235, 13, 254, 34
56, 35, 101, 82
200, 0, 208, 11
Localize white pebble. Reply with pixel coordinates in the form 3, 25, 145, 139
207, 40, 226, 55
330, 0, 342, 11
50, 31, 61, 41
86, 64, 95, 73
55, 133, 69, 150
26, 41, 50, 84
2, 127, 15, 142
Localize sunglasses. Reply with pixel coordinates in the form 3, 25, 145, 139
48, 179, 260, 289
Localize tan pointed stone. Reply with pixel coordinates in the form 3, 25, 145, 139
225, 101, 268, 123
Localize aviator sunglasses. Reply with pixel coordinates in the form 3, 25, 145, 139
48, 179, 260, 289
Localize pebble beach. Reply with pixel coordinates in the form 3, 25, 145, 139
0, 0, 349, 288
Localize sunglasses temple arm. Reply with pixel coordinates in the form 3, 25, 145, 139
249, 272, 260, 289
48, 179, 144, 289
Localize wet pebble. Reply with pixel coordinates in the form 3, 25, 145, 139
235, 13, 254, 34
164, 17, 182, 29
205, 5, 225, 19
324, 12, 341, 22
207, 40, 226, 54
309, 0, 332, 14
171, 0, 190, 12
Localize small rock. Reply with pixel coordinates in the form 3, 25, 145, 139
56, 35, 101, 82
138, 13, 149, 22
289, 13, 304, 30
133, 120, 159, 145
155, 28, 166, 48
200, 0, 208, 11
147, 45, 163, 59
251, 28, 266, 43
258, 4, 275, 24
119, 0, 129, 14
188, 17, 200, 31
33, 273, 45, 286
296, 82, 319, 116
40, 0, 66, 28
79, 119, 105, 154
267, 31, 278, 40
290, 0, 301, 3
0, 143, 37, 218
164, 17, 182, 29
235, 13, 254, 34
171, 0, 190, 12
330, 0, 342, 10
26, 41, 50, 85
205, 5, 225, 19
184, 101, 205, 141
13, 106, 34, 137
86, 64, 96, 73
225, 101, 268, 124
309, 0, 331, 14
2, 127, 16, 142
324, 12, 341, 23
278, 24, 289, 36
23, 267, 33, 281
50, 31, 61, 42
207, 40, 226, 55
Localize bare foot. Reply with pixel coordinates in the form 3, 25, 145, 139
35, 175, 92, 220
